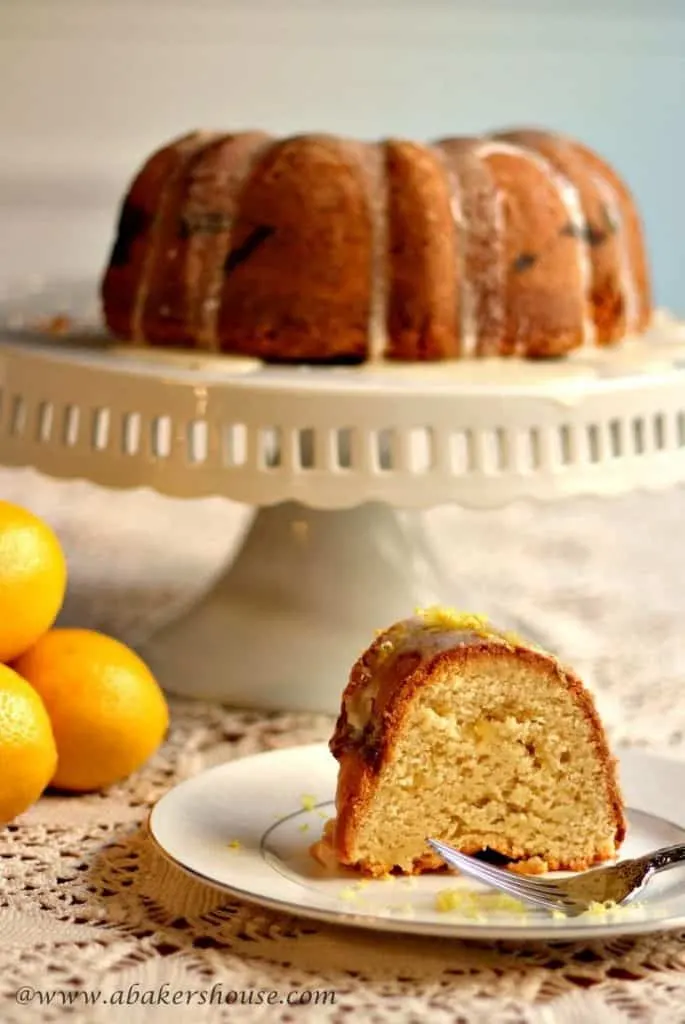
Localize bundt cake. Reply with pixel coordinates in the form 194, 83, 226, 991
312, 608, 625, 876
101, 128, 651, 362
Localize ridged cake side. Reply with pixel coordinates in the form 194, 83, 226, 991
101, 128, 652, 362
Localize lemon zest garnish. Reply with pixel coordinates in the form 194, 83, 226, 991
436, 888, 527, 916
298, 822, 309, 833
227, 840, 241, 850
301, 794, 317, 811
317, 810, 329, 820
338, 887, 359, 902
414, 606, 546, 652
502, 630, 526, 647
584, 900, 618, 916
501, 629, 546, 653
416, 606, 491, 636
436, 889, 628, 921
435, 889, 467, 913
436, 889, 624, 922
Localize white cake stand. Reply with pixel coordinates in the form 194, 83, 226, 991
2, 282, 685, 713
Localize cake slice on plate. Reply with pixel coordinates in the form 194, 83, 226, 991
312, 608, 625, 876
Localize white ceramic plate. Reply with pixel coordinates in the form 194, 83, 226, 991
148, 743, 685, 940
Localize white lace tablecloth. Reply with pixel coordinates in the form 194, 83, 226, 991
2, 465, 685, 1023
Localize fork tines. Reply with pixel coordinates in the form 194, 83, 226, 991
427, 838, 581, 915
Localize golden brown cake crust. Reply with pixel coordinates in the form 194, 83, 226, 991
137, 133, 226, 348
102, 132, 205, 341
102, 128, 652, 362
385, 140, 461, 359
569, 137, 652, 336
142, 132, 271, 350
497, 129, 651, 346
322, 616, 626, 877
435, 138, 504, 357
216, 134, 375, 362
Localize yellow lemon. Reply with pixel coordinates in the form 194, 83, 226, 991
0, 500, 67, 662
0, 663, 57, 822
13, 629, 169, 792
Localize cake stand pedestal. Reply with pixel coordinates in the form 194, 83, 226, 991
2, 287, 685, 712
140, 500, 454, 710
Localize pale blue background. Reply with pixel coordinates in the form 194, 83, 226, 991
1, 0, 683, 312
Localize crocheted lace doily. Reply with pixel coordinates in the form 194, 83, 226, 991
2, 467, 685, 1022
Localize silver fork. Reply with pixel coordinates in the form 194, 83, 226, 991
427, 838, 685, 916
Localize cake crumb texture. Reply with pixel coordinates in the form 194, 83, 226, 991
319, 611, 626, 878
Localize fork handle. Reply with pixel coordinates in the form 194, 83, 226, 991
641, 843, 685, 873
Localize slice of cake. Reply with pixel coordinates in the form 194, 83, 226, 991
313, 608, 625, 876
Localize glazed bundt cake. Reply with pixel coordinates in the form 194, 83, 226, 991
312, 608, 625, 876
101, 128, 651, 362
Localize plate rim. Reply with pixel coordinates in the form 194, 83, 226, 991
147, 742, 685, 941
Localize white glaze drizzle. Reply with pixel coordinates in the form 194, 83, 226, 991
490, 174, 507, 356
459, 230, 479, 358
366, 144, 389, 362
131, 132, 218, 345
183, 137, 227, 353
591, 171, 640, 334
471, 149, 507, 358
444, 164, 478, 357
478, 140, 596, 350
194, 135, 273, 352
437, 143, 503, 358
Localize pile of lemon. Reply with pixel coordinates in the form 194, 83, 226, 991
0, 500, 168, 823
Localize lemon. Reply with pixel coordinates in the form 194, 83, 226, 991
0, 664, 57, 822
13, 629, 169, 792
0, 501, 67, 662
